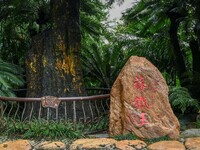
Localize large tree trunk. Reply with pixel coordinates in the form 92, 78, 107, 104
189, 4, 200, 99
167, 5, 200, 99
27, 0, 84, 97
25, 0, 90, 120
167, 10, 190, 87
189, 39, 200, 99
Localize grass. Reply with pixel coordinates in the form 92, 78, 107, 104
0, 116, 109, 141
0, 117, 176, 144
144, 136, 170, 144
0, 119, 84, 140
112, 133, 138, 141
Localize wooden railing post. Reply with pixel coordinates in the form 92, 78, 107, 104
73, 101, 77, 130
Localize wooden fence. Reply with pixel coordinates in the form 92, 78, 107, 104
0, 93, 110, 133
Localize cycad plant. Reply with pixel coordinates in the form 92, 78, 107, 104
0, 59, 24, 97
81, 36, 128, 88
80, 0, 125, 88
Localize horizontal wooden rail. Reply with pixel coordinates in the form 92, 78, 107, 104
12, 88, 111, 92
0, 94, 110, 102
0, 93, 110, 132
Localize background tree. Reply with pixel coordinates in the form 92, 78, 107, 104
0, 0, 108, 95
121, 0, 200, 99
26, 0, 84, 98
0, 0, 109, 120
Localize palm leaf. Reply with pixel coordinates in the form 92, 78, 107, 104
0, 60, 24, 97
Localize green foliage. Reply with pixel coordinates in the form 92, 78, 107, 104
120, 0, 199, 88
113, 133, 169, 144
0, 59, 24, 97
169, 86, 200, 114
81, 37, 129, 88
179, 119, 187, 131
84, 117, 109, 133
0, 0, 110, 90
80, 0, 107, 39
81, 7, 133, 88
0, 0, 107, 64
195, 119, 200, 128
0, 116, 109, 140
113, 0, 177, 86
0, 0, 50, 63
112, 133, 138, 141
144, 136, 170, 144
105, 0, 125, 6
1, 119, 83, 140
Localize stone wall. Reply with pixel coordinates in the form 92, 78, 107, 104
0, 136, 200, 150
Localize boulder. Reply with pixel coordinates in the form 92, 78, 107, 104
185, 137, 200, 150
148, 141, 185, 150
109, 56, 180, 139
115, 140, 147, 150
34, 141, 66, 150
70, 138, 117, 150
70, 138, 147, 150
0, 140, 32, 150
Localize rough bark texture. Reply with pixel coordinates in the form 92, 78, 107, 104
25, 0, 88, 119
109, 56, 180, 140
167, 5, 200, 99
167, 10, 189, 87
189, 40, 200, 99
189, 2, 200, 99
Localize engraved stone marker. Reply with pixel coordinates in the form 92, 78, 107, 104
109, 56, 180, 139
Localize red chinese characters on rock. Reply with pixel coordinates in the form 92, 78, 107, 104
133, 75, 151, 109
133, 96, 149, 109
133, 75, 147, 91
132, 75, 158, 126
138, 113, 148, 126
131, 113, 149, 126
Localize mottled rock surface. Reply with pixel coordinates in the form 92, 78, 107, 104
185, 137, 200, 150
5, 137, 200, 150
0, 140, 32, 150
109, 56, 180, 139
115, 140, 147, 150
181, 129, 200, 138
70, 138, 117, 150
148, 141, 185, 150
34, 141, 66, 150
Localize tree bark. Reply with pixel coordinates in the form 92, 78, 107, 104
189, 39, 200, 99
187, 2, 200, 99
25, 0, 90, 120
167, 10, 190, 87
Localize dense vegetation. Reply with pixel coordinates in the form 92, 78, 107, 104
0, 0, 200, 138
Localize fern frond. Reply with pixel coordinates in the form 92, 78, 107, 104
169, 86, 200, 114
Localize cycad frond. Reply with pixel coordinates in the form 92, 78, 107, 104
0, 60, 24, 97
81, 34, 129, 88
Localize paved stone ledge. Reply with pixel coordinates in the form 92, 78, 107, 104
0, 137, 200, 150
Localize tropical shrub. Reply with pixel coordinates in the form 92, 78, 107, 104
169, 86, 200, 114
0, 59, 24, 97
81, 39, 128, 88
